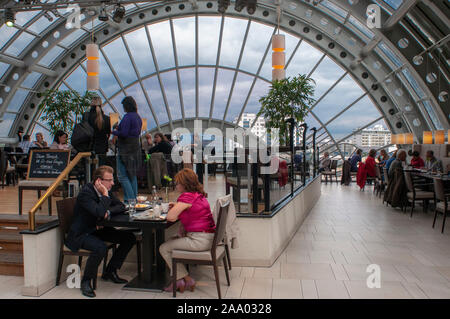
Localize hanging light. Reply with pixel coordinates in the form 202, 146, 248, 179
435, 130, 445, 144
272, 34, 285, 81
390, 134, 397, 145
423, 131, 432, 144
141, 118, 147, 132
405, 133, 414, 144
86, 43, 99, 91
4, 8, 15, 27
235, 0, 247, 12
397, 133, 405, 144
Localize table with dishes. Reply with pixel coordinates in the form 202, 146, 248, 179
98, 197, 176, 292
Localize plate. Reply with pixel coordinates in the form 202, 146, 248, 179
135, 204, 151, 211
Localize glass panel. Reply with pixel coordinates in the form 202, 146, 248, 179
7, 89, 29, 112
220, 17, 248, 68
22, 72, 41, 89
124, 27, 156, 78
320, 0, 347, 19
212, 68, 234, 119
4, 32, 35, 56
240, 22, 274, 74
109, 92, 127, 115
160, 71, 182, 121
384, 0, 403, 10
378, 42, 402, 67
422, 100, 443, 130
179, 68, 196, 118
0, 25, 19, 50
15, 11, 40, 27
225, 72, 253, 122
142, 76, 169, 126
313, 74, 364, 124
147, 21, 175, 71
0, 62, 10, 79
259, 48, 273, 81
59, 28, 87, 48
198, 67, 215, 118
64, 67, 87, 93
326, 96, 381, 141
309, 56, 345, 99
286, 41, 324, 79
38, 46, 65, 67
26, 12, 59, 34
172, 17, 196, 66
102, 37, 137, 87
198, 16, 221, 65
348, 16, 374, 39
240, 78, 270, 115
84, 18, 104, 31
401, 68, 425, 99
98, 51, 121, 97
0, 113, 16, 137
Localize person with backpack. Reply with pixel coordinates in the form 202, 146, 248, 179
86, 95, 111, 166
111, 96, 142, 203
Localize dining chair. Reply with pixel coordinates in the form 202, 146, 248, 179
322, 160, 338, 183
171, 199, 231, 298
404, 171, 435, 217
432, 178, 449, 233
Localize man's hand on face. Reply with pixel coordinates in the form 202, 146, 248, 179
94, 178, 109, 197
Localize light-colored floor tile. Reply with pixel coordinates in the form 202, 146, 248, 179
406, 265, 449, 285
253, 262, 281, 279
301, 280, 318, 299
342, 252, 371, 264
281, 263, 335, 280
343, 264, 404, 282
240, 278, 272, 299
309, 251, 334, 264
240, 267, 255, 278
401, 282, 428, 299
224, 277, 245, 299
272, 279, 302, 299
344, 281, 412, 299
315, 280, 350, 299
330, 263, 350, 281
416, 282, 450, 299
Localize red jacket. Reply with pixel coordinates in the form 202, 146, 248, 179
365, 156, 376, 177
410, 157, 425, 169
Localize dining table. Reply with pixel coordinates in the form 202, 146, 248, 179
98, 212, 177, 292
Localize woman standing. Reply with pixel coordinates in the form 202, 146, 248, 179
148, 132, 173, 155
87, 95, 111, 166
112, 96, 142, 203
159, 168, 216, 293
365, 149, 377, 177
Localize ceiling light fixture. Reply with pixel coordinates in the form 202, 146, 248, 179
217, 0, 230, 14
98, 3, 109, 22
112, 4, 125, 23
247, 0, 256, 14
234, 0, 247, 12
4, 8, 15, 27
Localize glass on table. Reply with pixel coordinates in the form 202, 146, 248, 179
128, 198, 136, 219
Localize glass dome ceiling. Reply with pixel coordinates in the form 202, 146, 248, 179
0, 0, 448, 159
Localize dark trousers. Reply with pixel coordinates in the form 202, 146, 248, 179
80, 227, 136, 281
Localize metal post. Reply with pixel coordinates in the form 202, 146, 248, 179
300, 123, 308, 187
286, 118, 295, 196
311, 127, 317, 177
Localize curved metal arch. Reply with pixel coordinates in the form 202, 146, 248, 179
1, 0, 438, 142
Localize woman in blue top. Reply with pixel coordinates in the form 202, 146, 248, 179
112, 96, 142, 203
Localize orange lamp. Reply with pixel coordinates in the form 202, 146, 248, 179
272, 34, 285, 81
86, 43, 99, 91
423, 131, 432, 144
435, 130, 444, 144
109, 112, 119, 128
405, 133, 413, 144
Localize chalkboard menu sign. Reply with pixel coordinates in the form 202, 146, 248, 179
26, 149, 71, 180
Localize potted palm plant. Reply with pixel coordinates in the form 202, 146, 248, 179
257, 74, 316, 146
38, 89, 96, 137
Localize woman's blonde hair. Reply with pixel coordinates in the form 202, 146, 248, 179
174, 168, 206, 197
91, 96, 103, 130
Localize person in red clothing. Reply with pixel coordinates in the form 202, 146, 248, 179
159, 168, 216, 293
365, 149, 377, 177
410, 151, 425, 168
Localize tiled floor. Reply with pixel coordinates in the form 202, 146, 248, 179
2, 182, 450, 299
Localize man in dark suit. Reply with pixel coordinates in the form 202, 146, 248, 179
66, 165, 136, 298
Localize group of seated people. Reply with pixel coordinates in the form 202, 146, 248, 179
67, 165, 216, 298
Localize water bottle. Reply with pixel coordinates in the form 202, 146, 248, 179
152, 186, 158, 207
